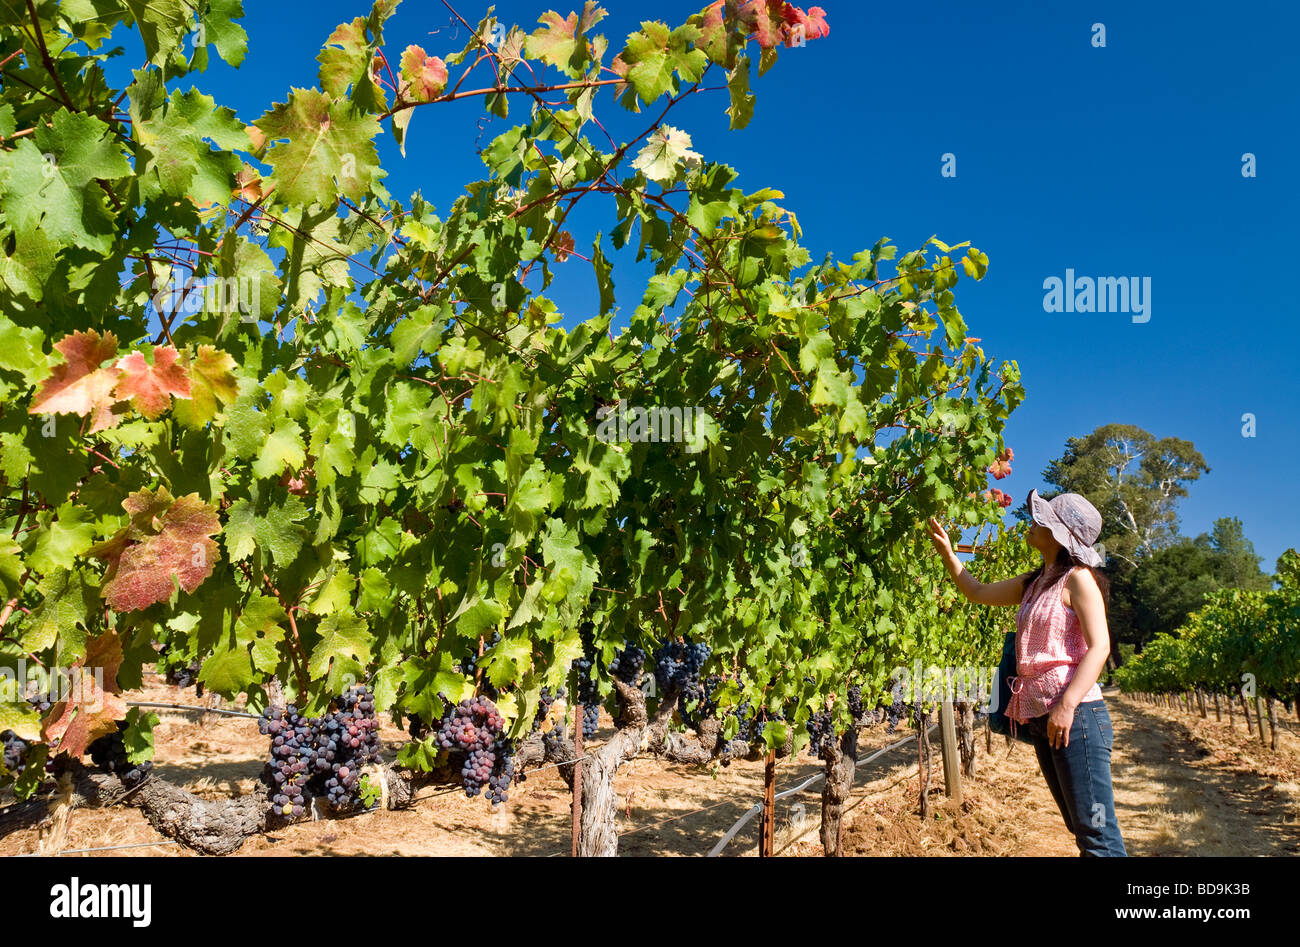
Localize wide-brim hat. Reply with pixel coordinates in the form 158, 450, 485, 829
1027, 489, 1105, 567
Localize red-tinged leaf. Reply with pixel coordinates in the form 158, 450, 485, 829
93, 489, 222, 613
552, 231, 575, 262
399, 45, 448, 102
742, 0, 784, 50
115, 345, 191, 419
697, 1, 730, 64
234, 165, 263, 202
609, 52, 631, 98
29, 329, 123, 433
780, 4, 830, 44
42, 631, 128, 758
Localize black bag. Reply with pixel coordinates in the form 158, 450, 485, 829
988, 631, 1035, 744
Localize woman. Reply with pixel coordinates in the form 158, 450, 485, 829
926, 489, 1127, 857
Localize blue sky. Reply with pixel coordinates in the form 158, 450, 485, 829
118, 0, 1298, 569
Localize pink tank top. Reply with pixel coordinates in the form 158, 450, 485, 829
1006, 565, 1102, 724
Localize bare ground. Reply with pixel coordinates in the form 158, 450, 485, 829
3, 683, 1298, 857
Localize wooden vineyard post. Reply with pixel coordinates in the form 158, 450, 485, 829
939, 698, 962, 806
1239, 692, 1251, 731
1213, 691, 1221, 721
1197, 689, 1207, 719
1266, 698, 1278, 751
759, 750, 776, 857
1254, 696, 1267, 746
571, 703, 583, 858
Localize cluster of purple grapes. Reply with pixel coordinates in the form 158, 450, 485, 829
734, 702, 784, 746
88, 722, 153, 788
1, 692, 54, 778
436, 696, 515, 804
847, 685, 864, 719
319, 687, 380, 809
531, 685, 565, 732
609, 645, 646, 684
878, 691, 909, 733
572, 657, 600, 740
258, 686, 381, 817
1, 731, 28, 776
681, 674, 724, 726
806, 708, 836, 758
653, 640, 711, 702
259, 704, 315, 817
165, 660, 203, 696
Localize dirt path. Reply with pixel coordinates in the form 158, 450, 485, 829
836, 692, 1300, 857
1107, 695, 1300, 855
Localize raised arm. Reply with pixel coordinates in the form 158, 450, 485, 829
926, 517, 1032, 607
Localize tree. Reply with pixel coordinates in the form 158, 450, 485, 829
1203, 517, 1270, 591
1108, 517, 1272, 651
1037, 423, 1209, 565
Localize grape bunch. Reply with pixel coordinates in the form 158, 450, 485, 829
531, 685, 565, 732
88, 722, 153, 788
653, 640, 711, 702
541, 721, 568, 757
877, 690, 909, 733
681, 674, 723, 726
165, 660, 204, 697
436, 695, 515, 804
609, 644, 646, 684
258, 686, 382, 818
806, 708, 836, 758
572, 657, 600, 740
259, 703, 315, 818
2, 730, 29, 776
731, 700, 777, 745
847, 685, 864, 719
318, 686, 381, 810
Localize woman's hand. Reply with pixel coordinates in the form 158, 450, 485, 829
927, 516, 955, 558
1047, 700, 1076, 749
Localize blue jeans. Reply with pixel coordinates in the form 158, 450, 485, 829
1022, 700, 1127, 856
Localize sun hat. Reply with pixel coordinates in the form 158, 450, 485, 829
1027, 489, 1105, 567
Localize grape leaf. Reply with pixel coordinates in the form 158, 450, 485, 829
193, 0, 249, 70
254, 89, 383, 205
28, 330, 122, 433
42, 631, 127, 758
399, 45, 448, 102
173, 345, 239, 428
92, 489, 222, 612
308, 609, 373, 678
26, 503, 96, 575
115, 345, 191, 419
18, 568, 98, 657
524, 3, 606, 79
252, 420, 307, 479
0, 111, 131, 252
631, 125, 702, 184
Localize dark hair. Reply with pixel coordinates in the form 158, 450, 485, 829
1022, 547, 1109, 610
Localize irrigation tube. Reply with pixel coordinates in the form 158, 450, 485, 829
127, 701, 261, 719
707, 725, 938, 857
